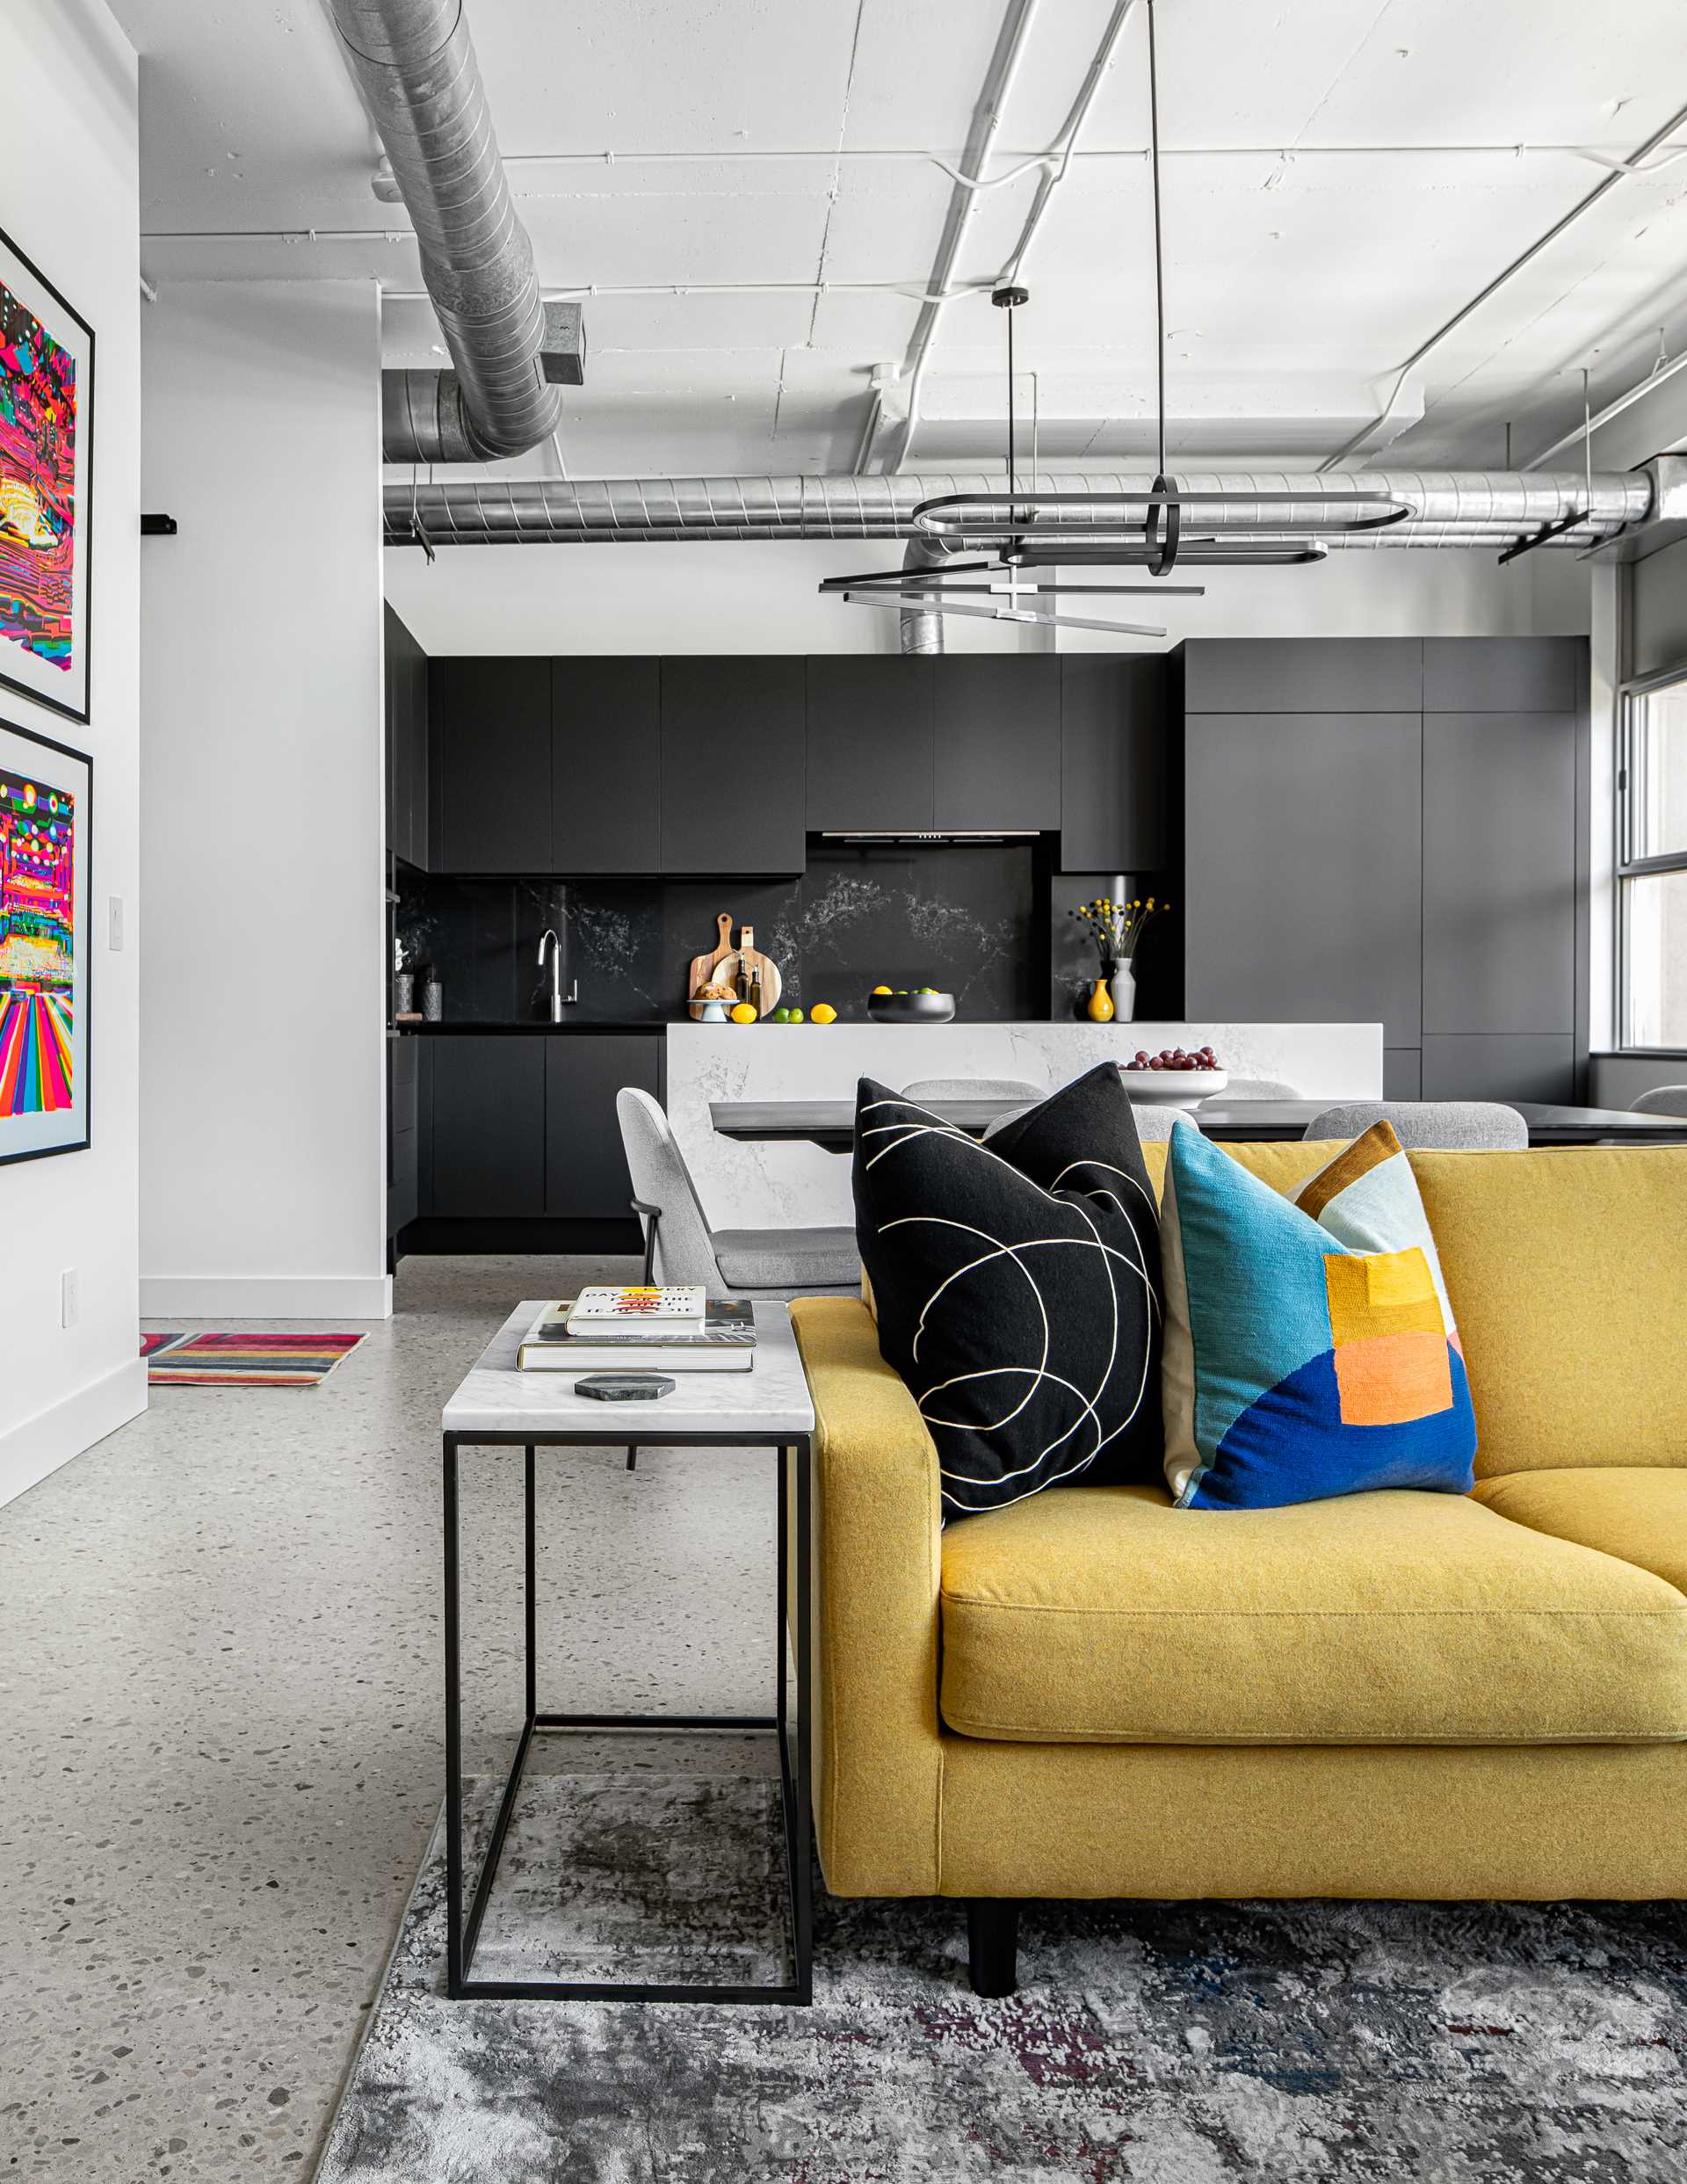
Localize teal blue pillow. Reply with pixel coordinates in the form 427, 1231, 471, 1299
1160, 1118, 1477, 1510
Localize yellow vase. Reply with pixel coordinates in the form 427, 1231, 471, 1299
1086, 978, 1115, 1023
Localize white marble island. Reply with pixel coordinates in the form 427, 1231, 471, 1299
667, 1019, 1383, 1230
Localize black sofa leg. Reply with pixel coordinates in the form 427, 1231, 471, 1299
967, 1899, 1020, 1998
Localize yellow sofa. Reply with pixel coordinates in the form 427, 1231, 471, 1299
789, 1143, 1687, 1994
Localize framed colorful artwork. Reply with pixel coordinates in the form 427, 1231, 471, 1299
0, 715, 91, 1165
0, 224, 95, 725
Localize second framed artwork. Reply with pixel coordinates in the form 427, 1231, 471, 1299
0, 714, 91, 1165
0, 221, 96, 725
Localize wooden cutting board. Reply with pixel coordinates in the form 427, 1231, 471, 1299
684, 915, 783, 1016
686, 912, 736, 1002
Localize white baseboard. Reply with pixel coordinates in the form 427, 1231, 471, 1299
0, 1355, 148, 1510
139, 1273, 395, 1320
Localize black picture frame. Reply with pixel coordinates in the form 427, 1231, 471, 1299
0, 221, 96, 728
0, 712, 91, 1165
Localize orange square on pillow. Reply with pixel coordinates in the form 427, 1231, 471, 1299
1324, 1249, 1452, 1425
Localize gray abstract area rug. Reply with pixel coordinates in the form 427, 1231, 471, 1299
316, 1770, 1687, 2183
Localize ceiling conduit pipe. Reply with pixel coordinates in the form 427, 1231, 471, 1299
381, 468, 1650, 547
329, 0, 567, 461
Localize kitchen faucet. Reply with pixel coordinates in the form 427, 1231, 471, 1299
537, 927, 576, 1021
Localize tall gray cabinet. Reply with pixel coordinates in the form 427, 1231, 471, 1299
1182, 636, 1587, 1103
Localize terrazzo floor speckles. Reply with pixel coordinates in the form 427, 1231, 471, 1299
0, 1254, 785, 2181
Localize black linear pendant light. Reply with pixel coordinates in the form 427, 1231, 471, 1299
822, 0, 1410, 633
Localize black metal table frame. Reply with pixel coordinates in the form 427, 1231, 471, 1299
443, 1425, 813, 2004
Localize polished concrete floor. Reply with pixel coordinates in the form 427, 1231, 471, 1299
0, 1256, 783, 2181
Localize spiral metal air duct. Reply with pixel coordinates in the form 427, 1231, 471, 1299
330, 0, 568, 462
383, 468, 1651, 548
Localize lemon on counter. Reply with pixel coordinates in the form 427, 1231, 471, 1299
730, 1002, 757, 1025
871, 983, 893, 995
810, 1002, 836, 1025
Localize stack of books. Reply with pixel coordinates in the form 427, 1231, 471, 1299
517, 1285, 757, 1373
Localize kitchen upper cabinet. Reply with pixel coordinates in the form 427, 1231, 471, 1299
1423, 710, 1577, 1036
545, 1035, 661, 1219
660, 657, 806, 873
934, 657, 1061, 832
384, 606, 429, 869
1184, 710, 1423, 1045
1059, 657, 1169, 872
1183, 637, 1423, 713
428, 1035, 545, 1215
430, 658, 552, 873
553, 657, 661, 873
806, 657, 934, 831
1423, 637, 1583, 713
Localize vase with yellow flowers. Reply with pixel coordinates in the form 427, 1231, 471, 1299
1068, 891, 1170, 1025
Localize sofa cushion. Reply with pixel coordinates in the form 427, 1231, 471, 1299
1407, 1146, 1687, 1477
1473, 1469, 1687, 1595
852, 1068, 1163, 1518
938, 1482, 1687, 1745
1160, 1119, 1477, 1510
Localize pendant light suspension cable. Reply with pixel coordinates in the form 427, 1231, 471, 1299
1147, 0, 1166, 482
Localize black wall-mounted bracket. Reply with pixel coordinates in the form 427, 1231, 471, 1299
141, 512, 177, 536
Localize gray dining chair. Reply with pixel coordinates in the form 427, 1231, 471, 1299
1630, 1086, 1687, 1118
615, 1088, 860, 1302
1208, 1077, 1301, 1101
1303, 1099, 1528, 1150
901, 1076, 1046, 1103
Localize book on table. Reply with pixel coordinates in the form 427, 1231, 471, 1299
563, 1284, 707, 1331
519, 1298, 757, 1373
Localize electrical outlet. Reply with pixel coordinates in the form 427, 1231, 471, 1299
108, 896, 124, 951
61, 1267, 80, 1329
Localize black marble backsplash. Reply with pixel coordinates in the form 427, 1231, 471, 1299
395, 839, 1051, 1024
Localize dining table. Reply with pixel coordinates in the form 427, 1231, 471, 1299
709, 1096, 1687, 1154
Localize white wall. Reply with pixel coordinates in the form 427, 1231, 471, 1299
141, 282, 390, 1317
384, 531, 1589, 657
0, 1, 143, 1506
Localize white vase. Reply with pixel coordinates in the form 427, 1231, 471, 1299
1108, 965, 1136, 1023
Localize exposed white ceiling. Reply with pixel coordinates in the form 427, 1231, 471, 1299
114, 0, 1687, 479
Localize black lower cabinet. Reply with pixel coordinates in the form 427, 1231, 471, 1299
401, 1031, 662, 1253
547, 1036, 660, 1218
429, 1036, 547, 1215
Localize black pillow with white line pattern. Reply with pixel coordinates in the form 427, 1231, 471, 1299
852, 1066, 1164, 1520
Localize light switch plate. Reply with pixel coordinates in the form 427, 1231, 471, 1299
108, 896, 124, 951
61, 1268, 80, 1329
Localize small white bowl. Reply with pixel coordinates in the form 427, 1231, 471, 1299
1121, 1066, 1228, 1105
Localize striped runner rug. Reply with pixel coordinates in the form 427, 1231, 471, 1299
144, 1331, 366, 1387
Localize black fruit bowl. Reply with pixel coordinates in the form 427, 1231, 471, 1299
867, 990, 956, 1025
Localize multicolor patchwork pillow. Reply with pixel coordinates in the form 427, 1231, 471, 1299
1161, 1118, 1477, 1510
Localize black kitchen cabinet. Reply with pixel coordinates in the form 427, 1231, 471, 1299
1423, 710, 1577, 1036
806, 657, 934, 831
384, 606, 429, 870
1183, 637, 1423, 713
428, 1034, 546, 1215
430, 658, 552, 872
1423, 637, 1583, 713
660, 657, 806, 873
553, 658, 662, 872
545, 1034, 660, 1218
1183, 710, 1423, 1044
1421, 1034, 1576, 1105
388, 1033, 419, 1240
1059, 656, 1169, 871
935, 657, 1061, 831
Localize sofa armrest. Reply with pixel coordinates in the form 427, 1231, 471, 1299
790, 1296, 945, 1895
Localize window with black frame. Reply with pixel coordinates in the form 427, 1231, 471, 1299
1620, 669, 1687, 1049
